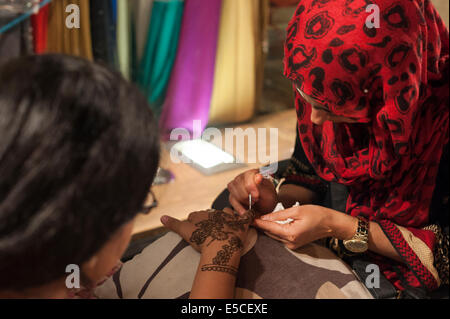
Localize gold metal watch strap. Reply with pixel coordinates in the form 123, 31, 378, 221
342, 216, 370, 253
356, 216, 369, 239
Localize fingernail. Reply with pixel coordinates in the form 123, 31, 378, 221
160, 215, 169, 224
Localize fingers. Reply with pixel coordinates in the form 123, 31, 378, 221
227, 180, 249, 207
186, 210, 210, 224
227, 169, 261, 212
223, 207, 235, 215
263, 231, 297, 250
260, 207, 299, 222
253, 173, 263, 187
256, 218, 302, 251
160, 215, 196, 243
160, 215, 182, 232
245, 171, 261, 200
228, 193, 247, 215
253, 218, 288, 239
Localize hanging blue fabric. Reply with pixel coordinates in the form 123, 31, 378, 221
90, 0, 117, 68
111, 0, 117, 24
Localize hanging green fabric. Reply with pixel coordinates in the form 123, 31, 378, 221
138, 0, 184, 116
133, 0, 154, 65
129, 0, 154, 81
117, 0, 131, 80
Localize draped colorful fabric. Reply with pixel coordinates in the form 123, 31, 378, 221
270, 0, 300, 7
16, 0, 268, 126
138, 0, 184, 117
132, 0, 154, 65
89, 0, 116, 67
284, 0, 449, 291
31, 0, 50, 54
254, 0, 270, 115
46, 0, 93, 60
111, 0, 117, 23
159, 0, 222, 138
208, 0, 259, 124
117, 0, 131, 80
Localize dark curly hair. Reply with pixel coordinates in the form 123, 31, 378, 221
0, 54, 160, 290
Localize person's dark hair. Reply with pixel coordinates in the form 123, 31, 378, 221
0, 54, 160, 290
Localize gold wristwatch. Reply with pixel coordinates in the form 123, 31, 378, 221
343, 216, 369, 253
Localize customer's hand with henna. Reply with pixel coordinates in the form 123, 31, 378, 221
160, 207, 255, 298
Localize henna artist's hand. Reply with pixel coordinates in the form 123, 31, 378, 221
160, 207, 254, 254
253, 205, 334, 250
227, 169, 278, 215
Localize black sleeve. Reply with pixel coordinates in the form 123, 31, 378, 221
430, 143, 449, 230
280, 125, 328, 199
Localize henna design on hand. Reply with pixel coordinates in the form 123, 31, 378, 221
212, 236, 244, 266
189, 209, 254, 247
201, 236, 243, 277
190, 209, 254, 276
200, 264, 238, 276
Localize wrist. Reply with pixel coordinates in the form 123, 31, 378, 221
326, 209, 358, 240
199, 243, 241, 276
200, 248, 241, 265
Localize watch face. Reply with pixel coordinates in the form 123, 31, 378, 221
344, 240, 369, 253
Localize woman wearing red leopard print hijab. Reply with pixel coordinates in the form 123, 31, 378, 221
228, 0, 448, 296
283, 0, 449, 293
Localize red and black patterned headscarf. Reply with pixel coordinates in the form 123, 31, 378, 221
284, 0, 448, 291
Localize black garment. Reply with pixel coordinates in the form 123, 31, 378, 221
430, 143, 449, 231
277, 127, 329, 201
89, 0, 117, 68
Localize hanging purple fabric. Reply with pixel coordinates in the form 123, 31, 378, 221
159, 0, 222, 140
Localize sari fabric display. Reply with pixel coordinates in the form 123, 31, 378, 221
111, 0, 117, 23
117, 0, 130, 80
1, 0, 270, 129
270, 0, 300, 6
159, 0, 222, 137
89, 0, 116, 66
31, 0, 49, 53
254, 0, 270, 114
46, 0, 93, 60
208, 0, 260, 125
284, 0, 449, 292
138, 0, 184, 117
132, 0, 154, 66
